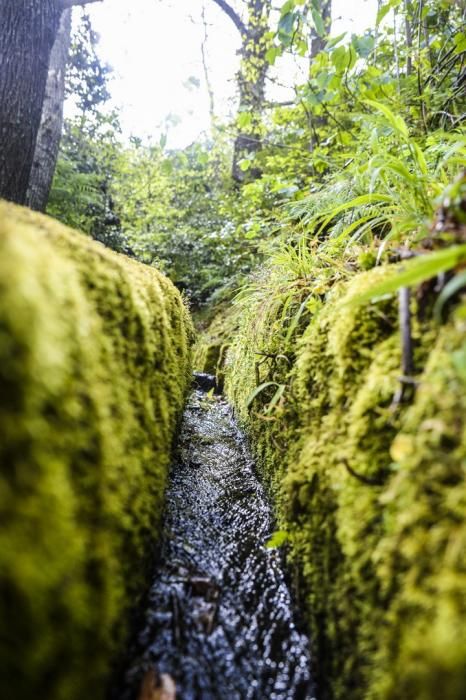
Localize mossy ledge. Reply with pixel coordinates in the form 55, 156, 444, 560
0, 201, 193, 700
225, 266, 466, 700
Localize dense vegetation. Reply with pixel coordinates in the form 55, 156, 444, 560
48, 2, 466, 698
226, 257, 466, 699
0, 0, 465, 698
49, 1, 466, 307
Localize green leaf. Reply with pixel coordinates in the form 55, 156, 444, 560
452, 346, 466, 383
297, 39, 308, 56
365, 99, 409, 138
266, 530, 290, 548
264, 384, 286, 414
412, 143, 428, 175
246, 381, 281, 408
331, 214, 388, 243
314, 193, 394, 236
376, 3, 391, 25
326, 32, 346, 49
381, 156, 416, 183
279, 0, 295, 16
352, 34, 375, 58
434, 270, 466, 322
375, 0, 402, 26
237, 111, 253, 129
278, 11, 296, 36
347, 45, 357, 70
454, 32, 466, 54
266, 46, 282, 65
161, 160, 173, 175
311, 6, 325, 37
285, 294, 312, 342
345, 246, 466, 308
331, 46, 348, 72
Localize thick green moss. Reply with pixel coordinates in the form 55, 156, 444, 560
226, 265, 466, 699
0, 202, 193, 700
193, 305, 240, 389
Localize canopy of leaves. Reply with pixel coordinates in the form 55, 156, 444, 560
49, 0, 465, 310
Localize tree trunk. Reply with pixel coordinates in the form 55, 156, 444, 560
308, 0, 332, 151
0, 0, 62, 205
232, 0, 272, 183
404, 0, 413, 76
26, 8, 72, 212
211, 0, 272, 182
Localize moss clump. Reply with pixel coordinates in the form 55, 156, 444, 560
0, 202, 193, 700
226, 264, 466, 700
369, 323, 466, 700
193, 304, 240, 389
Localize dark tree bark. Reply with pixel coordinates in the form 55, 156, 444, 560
0, 0, 62, 205
26, 8, 72, 211
0, 0, 102, 206
212, 0, 246, 35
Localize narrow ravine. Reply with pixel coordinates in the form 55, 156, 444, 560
116, 381, 315, 700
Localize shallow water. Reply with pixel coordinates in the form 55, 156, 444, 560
116, 389, 315, 700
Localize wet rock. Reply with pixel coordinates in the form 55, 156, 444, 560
192, 372, 219, 393
187, 576, 218, 599
192, 600, 218, 635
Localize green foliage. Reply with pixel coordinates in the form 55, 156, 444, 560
14, 1, 466, 698
47, 113, 126, 249
110, 136, 261, 306
225, 253, 466, 699
48, 12, 131, 255
347, 244, 466, 308
0, 202, 193, 700
48, 0, 466, 311
286, 122, 465, 257
213, 5, 466, 691
66, 11, 111, 114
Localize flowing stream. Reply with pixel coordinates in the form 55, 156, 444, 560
116, 381, 315, 700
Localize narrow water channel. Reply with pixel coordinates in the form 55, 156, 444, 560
116, 383, 315, 700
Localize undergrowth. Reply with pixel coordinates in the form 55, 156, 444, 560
220, 107, 466, 699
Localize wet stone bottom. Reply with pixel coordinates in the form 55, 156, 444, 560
117, 390, 314, 700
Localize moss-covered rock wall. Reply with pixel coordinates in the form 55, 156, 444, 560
193, 304, 240, 389
0, 202, 193, 700
225, 265, 466, 700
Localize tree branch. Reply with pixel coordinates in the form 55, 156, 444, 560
201, 6, 216, 132
61, 0, 103, 10
263, 100, 295, 108
211, 0, 246, 36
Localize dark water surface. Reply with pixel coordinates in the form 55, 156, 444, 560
116, 389, 315, 700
